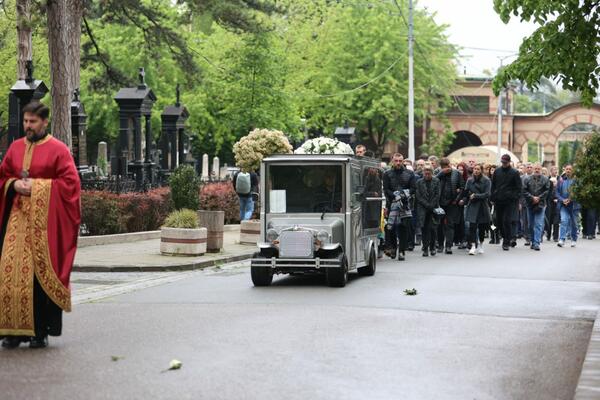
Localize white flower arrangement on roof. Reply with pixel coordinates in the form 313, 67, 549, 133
294, 137, 354, 155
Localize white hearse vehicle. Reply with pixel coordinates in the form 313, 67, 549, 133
251, 154, 383, 287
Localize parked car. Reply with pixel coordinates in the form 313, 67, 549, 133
251, 154, 383, 287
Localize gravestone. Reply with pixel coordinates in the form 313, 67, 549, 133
202, 154, 209, 181
334, 122, 356, 145
160, 84, 189, 171
71, 88, 88, 171
212, 156, 219, 180
6, 61, 48, 149
97, 141, 108, 176
113, 67, 156, 189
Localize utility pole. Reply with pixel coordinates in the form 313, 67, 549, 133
407, 0, 415, 161
497, 88, 503, 164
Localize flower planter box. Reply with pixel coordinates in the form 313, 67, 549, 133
160, 227, 207, 256
240, 220, 260, 244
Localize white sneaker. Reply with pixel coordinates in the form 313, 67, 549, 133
477, 243, 484, 254
469, 245, 476, 255
557, 240, 564, 247
571, 241, 577, 248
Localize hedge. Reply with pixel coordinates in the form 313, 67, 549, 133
81, 182, 245, 235
81, 187, 172, 236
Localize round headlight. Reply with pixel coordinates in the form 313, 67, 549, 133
316, 230, 330, 243
266, 229, 279, 242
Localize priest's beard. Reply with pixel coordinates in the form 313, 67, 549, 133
26, 128, 47, 142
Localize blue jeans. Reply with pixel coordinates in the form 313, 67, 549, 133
527, 205, 546, 246
559, 206, 579, 242
239, 196, 254, 221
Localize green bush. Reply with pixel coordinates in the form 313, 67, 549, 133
81, 188, 173, 236
163, 209, 200, 229
81, 191, 126, 235
573, 132, 600, 209
169, 164, 200, 211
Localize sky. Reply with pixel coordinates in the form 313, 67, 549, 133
418, 0, 539, 76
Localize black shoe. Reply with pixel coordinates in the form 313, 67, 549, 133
29, 336, 48, 349
532, 244, 540, 251
437, 246, 443, 252
510, 240, 517, 248
2, 336, 25, 349
407, 246, 414, 252
389, 250, 397, 259
524, 241, 531, 246
457, 243, 466, 250
422, 250, 429, 257
444, 248, 453, 254
588, 236, 596, 240
502, 244, 509, 251
398, 252, 405, 261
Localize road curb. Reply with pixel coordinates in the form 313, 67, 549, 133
575, 309, 600, 399
72, 252, 254, 272
77, 225, 242, 248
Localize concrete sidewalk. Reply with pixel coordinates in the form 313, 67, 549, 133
73, 226, 256, 272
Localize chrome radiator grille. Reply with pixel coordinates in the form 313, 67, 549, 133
279, 231, 314, 258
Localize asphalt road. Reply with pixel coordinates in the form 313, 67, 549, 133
2, 239, 600, 400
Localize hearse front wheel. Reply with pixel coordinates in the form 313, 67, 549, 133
326, 253, 348, 288
251, 253, 273, 286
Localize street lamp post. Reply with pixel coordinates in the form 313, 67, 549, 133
407, 0, 415, 162
496, 53, 519, 164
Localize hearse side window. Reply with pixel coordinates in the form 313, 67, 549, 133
362, 166, 382, 229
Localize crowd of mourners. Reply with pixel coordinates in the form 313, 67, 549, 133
369, 148, 598, 261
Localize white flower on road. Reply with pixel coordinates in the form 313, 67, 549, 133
169, 359, 183, 370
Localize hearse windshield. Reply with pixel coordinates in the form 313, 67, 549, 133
266, 164, 344, 213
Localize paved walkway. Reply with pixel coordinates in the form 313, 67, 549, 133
73, 226, 256, 272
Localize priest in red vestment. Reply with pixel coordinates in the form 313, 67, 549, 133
0, 101, 81, 349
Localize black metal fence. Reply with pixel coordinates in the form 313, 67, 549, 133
81, 176, 141, 193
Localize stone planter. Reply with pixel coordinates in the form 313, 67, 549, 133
240, 220, 260, 244
197, 210, 224, 253
160, 227, 207, 256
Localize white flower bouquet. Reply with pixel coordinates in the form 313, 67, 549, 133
233, 129, 293, 172
294, 137, 354, 155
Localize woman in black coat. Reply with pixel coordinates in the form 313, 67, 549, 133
463, 163, 492, 255
415, 166, 441, 257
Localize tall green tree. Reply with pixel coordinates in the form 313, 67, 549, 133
284, 1, 457, 156
186, 27, 299, 163
493, 1, 600, 105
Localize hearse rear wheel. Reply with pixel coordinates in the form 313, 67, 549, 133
326, 253, 348, 288
251, 252, 273, 287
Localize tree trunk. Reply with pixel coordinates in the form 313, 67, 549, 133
66, 0, 82, 91
16, 0, 32, 80
47, 0, 72, 147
